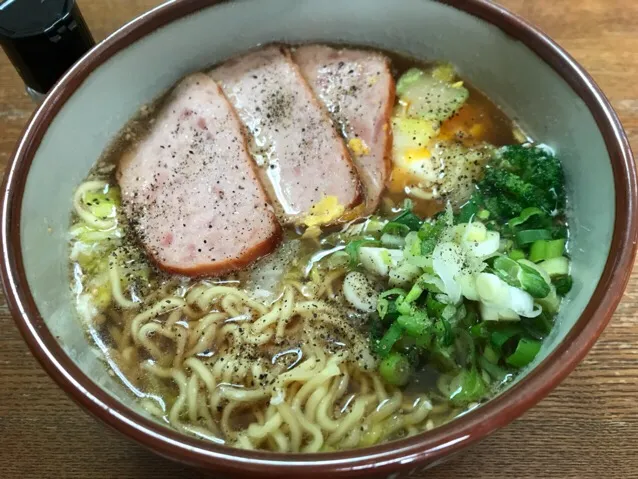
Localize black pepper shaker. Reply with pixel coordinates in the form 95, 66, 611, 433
0, 0, 95, 103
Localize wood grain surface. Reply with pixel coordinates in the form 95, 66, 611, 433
0, 1, 636, 478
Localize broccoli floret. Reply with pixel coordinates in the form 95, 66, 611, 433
482, 194, 524, 219
497, 145, 566, 210
469, 145, 566, 219
482, 168, 548, 208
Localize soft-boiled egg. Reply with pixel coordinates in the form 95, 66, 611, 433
389, 116, 491, 203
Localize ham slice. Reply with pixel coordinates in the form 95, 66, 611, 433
117, 73, 282, 276
209, 45, 362, 224
293, 45, 394, 214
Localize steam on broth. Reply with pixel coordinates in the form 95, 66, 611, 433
69, 44, 570, 452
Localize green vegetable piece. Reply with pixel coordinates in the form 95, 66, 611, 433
481, 194, 524, 220
426, 294, 447, 318
539, 256, 570, 277
397, 312, 431, 338
498, 145, 566, 211
382, 221, 411, 236
477, 209, 490, 220
479, 356, 509, 382
507, 207, 545, 229
344, 239, 381, 266
470, 322, 489, 339
528, 240, 546, 263
378, 352, 412, 386
482, 169, 548, 212
380, 288, 408, 299
396, 66, 469, 123
418, 218, 446, 256
492, 255, 550, 298
396, 68, 425, 96
508, 249, 526, 261
553, 275, 573, 296
529, 239, 565, 263
431, 63, 456, 83
492, 255, 521, 285
374, 321, 405, 358
490, 329, 518, 352
483, 345, 500, 364
404, 282, 425, 304
518, 261, 551, 298
456, 196, 480, 224
449, 368, 489, 405
377, 298, 390, 318
521, 312, 554, 339
83, 185, 121, 219
506, 338, 542, 368
391, 209, 423, 232
434, 318, 454, 346
475, 145, 566, 219
515, 229, 552, 246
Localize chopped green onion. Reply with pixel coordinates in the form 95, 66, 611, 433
457, 197, 480, 224
382, 221, 411, 236
344, 239, 381, 265
553, 275, 573, 296
377, 298, 389, 318
404, 283, 425, 303
448, 368, 488, 405
380, 288, 407, 299
426, 294, 447, 318
433, 318, 453, 346
470, 322, 489, 339
391, 209, 423, 232
492, 256, 520, 285
479, 356, 508, 382
396, 296, 417, 316
374, 321, 404, 357
521, 313, 553, 339
508, 249, 526, 261
418, 219, 446, 255
515, 229, 552, 246
397, 312, 431, 338
529, 239, 565, 263
477, 209, 491, 220
507, 207, 545, 229
538, 256, 569, 277
517, 261, 551, 298
492, 255, 550, 298
378, 352, 412, 386
506, 338, 541, 368
489, 324, 523, 351
483, 345, 500, 364
490, 328, 519, 351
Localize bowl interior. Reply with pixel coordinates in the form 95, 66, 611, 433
17, 0, 613, 457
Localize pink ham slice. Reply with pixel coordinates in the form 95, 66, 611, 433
117, 73, 282, 277
293, 45, 395, 214
209, 45, 362, 224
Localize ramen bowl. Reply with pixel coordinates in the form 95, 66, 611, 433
1, 0, 635, 477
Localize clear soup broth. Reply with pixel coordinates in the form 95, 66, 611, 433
69, 44, 569, 452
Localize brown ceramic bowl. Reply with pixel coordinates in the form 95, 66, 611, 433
1, 0, 636, 477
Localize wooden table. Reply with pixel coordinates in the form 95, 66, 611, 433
0, 1, 636, 477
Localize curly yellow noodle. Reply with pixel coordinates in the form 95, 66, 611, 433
91, 264, 438, 452
108, 261, 138, 309
72, 180, 116, 230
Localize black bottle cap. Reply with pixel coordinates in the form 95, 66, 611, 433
0, 0, 95, 95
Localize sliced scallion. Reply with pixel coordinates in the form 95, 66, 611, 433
506, 337, 541, 368
379, 352, 412, 386
374, 321, 404, 357
515, 229, 552, 246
